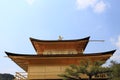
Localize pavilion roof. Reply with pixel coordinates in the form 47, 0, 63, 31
5, 50, 116, 72
30, 36, 90, 54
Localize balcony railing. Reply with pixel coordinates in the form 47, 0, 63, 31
14, 72, 27, 80
14, 71, 108, 80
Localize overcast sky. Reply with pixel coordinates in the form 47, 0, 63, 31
0, 0, 120, 74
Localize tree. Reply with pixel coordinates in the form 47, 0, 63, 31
109, 61, 120, 80
0, 73, 14, 80
59, 60, 111, 80
59, 64, 82, 80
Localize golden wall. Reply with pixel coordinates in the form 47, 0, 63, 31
28, 65, 68, 79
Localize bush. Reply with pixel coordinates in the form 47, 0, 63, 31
0, 73, 14, 80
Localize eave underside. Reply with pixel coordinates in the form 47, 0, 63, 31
30, 37, 90, 54
5, 50, 116, 72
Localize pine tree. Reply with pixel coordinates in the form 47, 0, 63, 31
110, 61, 120, 80
59, 60, 111, 80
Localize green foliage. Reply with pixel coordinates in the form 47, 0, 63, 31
59, 60, 111, 80
0, 73, 14, 80
59, 64, 81, 80
109, 61, 120, 80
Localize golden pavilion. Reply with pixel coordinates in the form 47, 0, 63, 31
5, 36, 116, 80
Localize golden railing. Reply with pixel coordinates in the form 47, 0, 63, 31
14, 72, 27, 80
14, 72, 108, 80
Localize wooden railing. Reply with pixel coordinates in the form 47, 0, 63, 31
14, 72, 27, 80
14, 72, 108, 80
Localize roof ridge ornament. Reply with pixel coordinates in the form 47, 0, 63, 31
58, 35, 63, 40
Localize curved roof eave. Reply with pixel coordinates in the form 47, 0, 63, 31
30, 36, 90, 53
5, 50, 116, 72
29, 36, 90, 42
5, 50, 116, 57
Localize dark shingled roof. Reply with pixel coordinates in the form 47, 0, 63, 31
5, 50, 116, 57
30, 36, 90, 42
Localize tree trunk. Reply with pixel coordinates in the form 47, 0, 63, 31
88, 75, 92, 80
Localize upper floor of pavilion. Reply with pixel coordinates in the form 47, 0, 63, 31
30, 36, 90, 55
